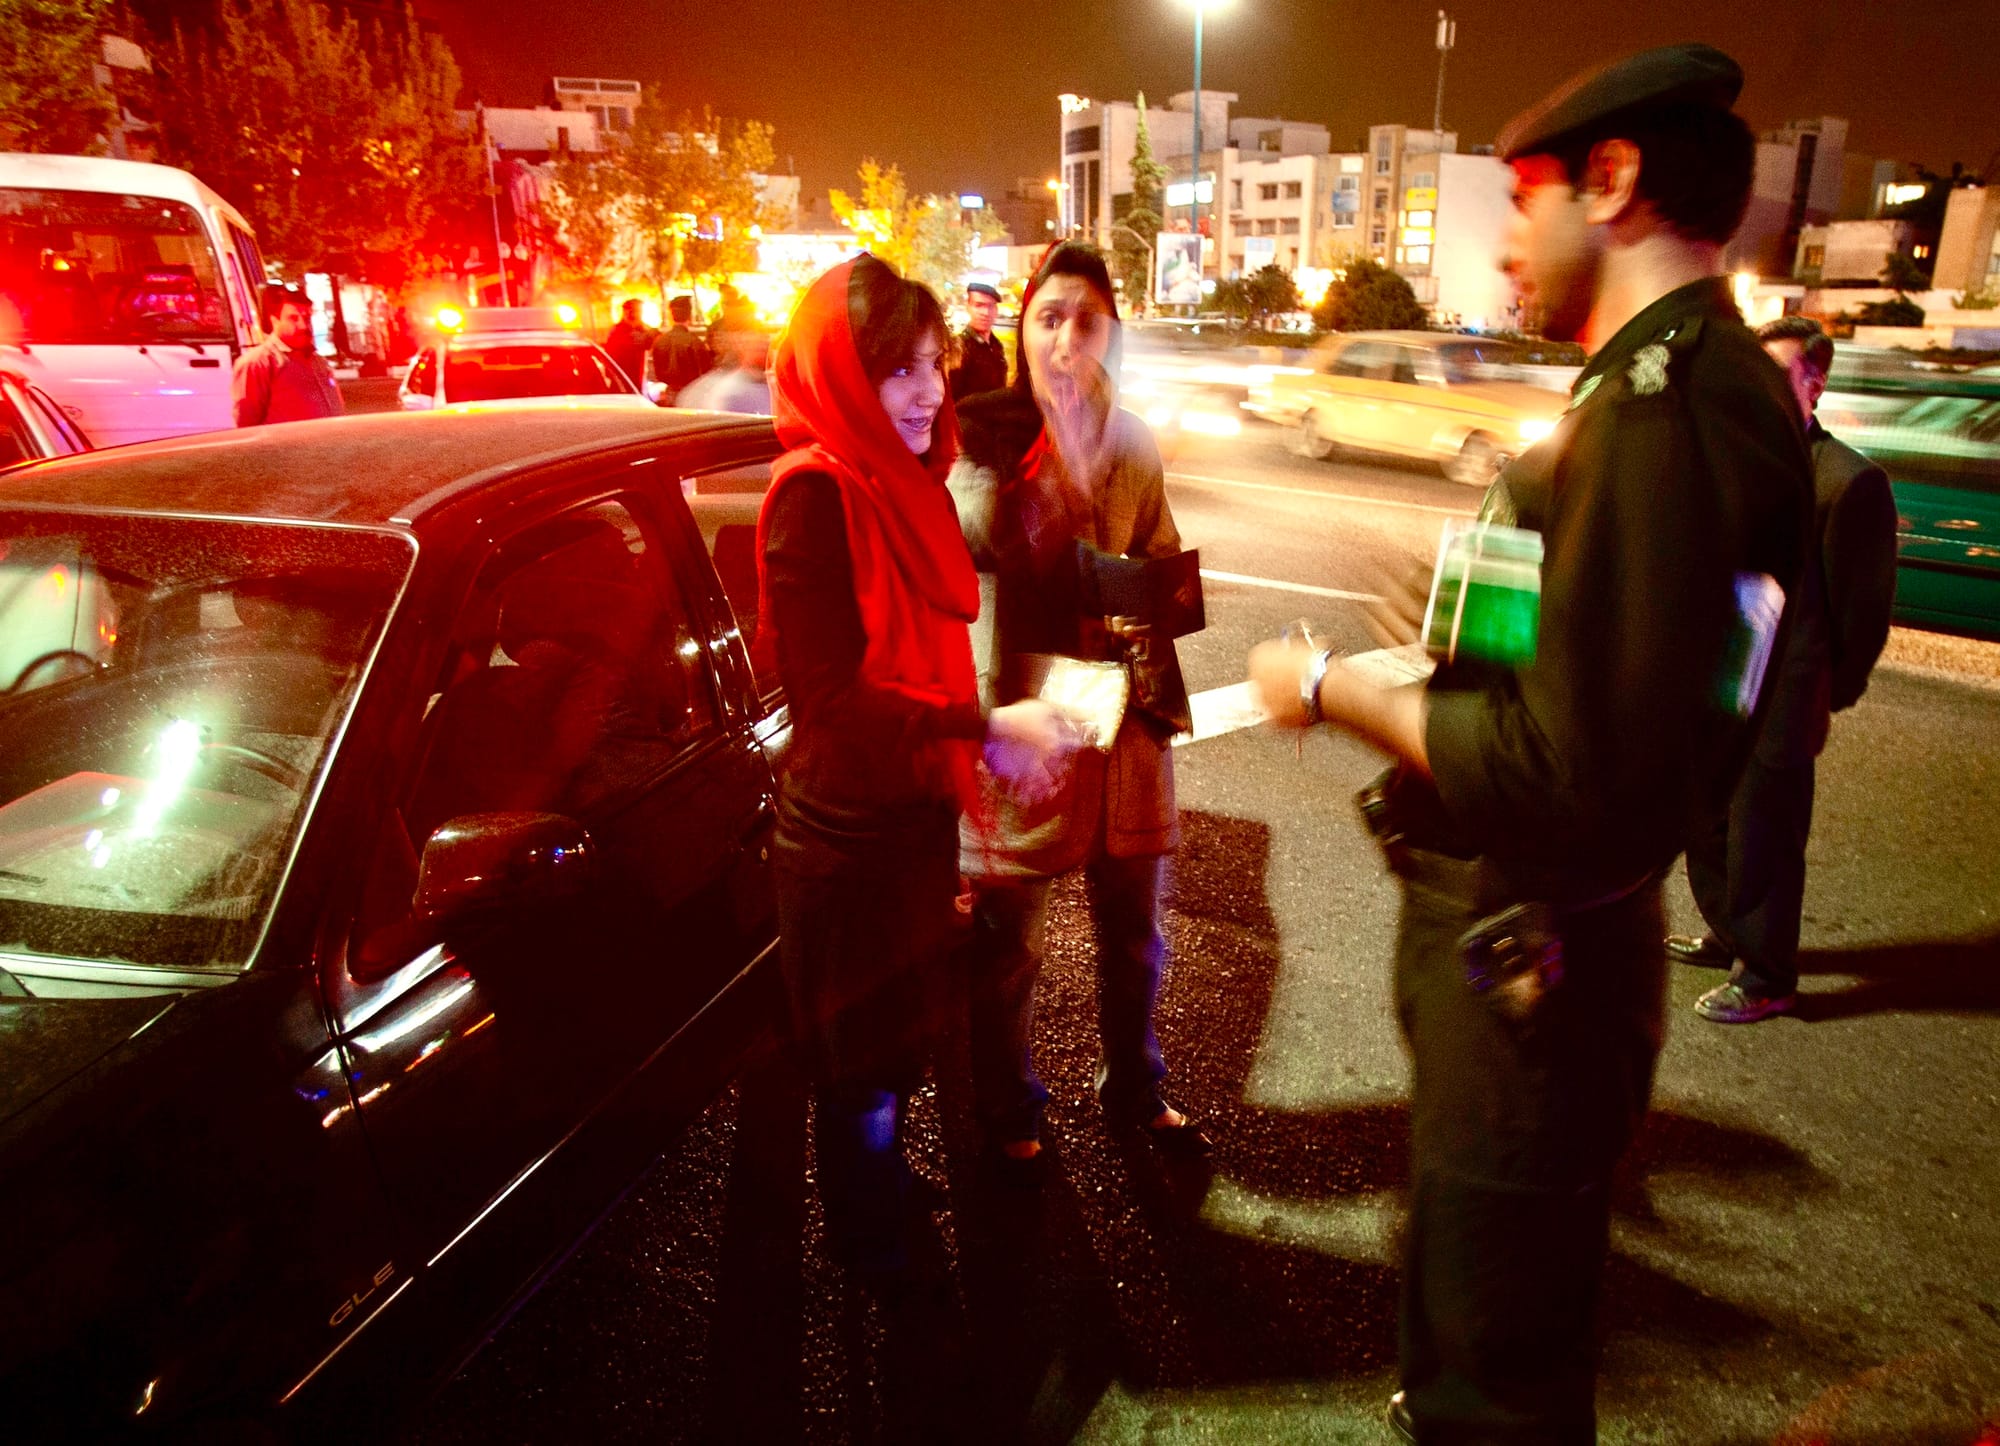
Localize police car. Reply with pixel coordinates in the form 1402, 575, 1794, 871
399, 305, 654, 411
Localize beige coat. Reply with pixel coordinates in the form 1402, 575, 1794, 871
950, 408, 1182, 878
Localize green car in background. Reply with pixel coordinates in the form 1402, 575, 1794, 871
1819, 364, 2000, 641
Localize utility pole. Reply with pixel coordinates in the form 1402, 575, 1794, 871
1433, 11, 1456, 157
477, 101, 513, 308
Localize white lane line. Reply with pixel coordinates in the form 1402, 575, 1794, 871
1169, 470, 1478, 518
1200, 568, 1382, 604
1174, 681, 1268, 747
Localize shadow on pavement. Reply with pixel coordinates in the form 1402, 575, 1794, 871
577, 809, 1843, 1442
1792, 935, 2000, 1020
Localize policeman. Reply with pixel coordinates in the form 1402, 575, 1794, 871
950, 281, 1010, 401
1247, 44, 1813, 1443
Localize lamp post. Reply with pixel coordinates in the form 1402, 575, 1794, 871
1176, 1, 1231, 291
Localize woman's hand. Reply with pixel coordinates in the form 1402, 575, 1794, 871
1039, 352, 1117, 500
985, 698, 1082, 806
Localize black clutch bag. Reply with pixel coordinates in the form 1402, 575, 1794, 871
1073, 542, 1205, 640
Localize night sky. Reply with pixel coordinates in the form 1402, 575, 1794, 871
418, 0, 2000, 203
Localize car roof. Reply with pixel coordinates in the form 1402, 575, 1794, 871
442, 331, 606, 350
0, 406, 772, 527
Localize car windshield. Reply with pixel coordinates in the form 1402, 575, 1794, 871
1435, 341, 1520, 385
444, 343, 632, 402
0, 188, 233, 346
0, 511, 412, 970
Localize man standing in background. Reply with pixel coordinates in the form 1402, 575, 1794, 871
603, 297, 654, 388
950, 281, 1008, 401
1674, 316, 1900, 1023
232, 285, 342, 427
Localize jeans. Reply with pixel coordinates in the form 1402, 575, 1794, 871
968, 852, 1170, 1143
1686, 756, 1816, 997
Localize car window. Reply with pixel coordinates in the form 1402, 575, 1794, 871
400, 497, 720, 849
0, 511, 411, 970
0, 388, 32, 467
1390, 348, 1421, 387
679, 460, 780, 701
1436, 341, 1520, 385
0, 187, 233, 345
1331, 342, 1393, 381
442, 344, 632, 402
404, 348, 438, 396
27, 384, 87, 452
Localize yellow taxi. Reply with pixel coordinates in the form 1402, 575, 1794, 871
1249, 331, 1567, 486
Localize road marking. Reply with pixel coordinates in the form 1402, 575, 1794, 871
1168, 470, 1479, 519
1200, 568, 1382, 604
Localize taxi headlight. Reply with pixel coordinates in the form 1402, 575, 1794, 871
1518, 417, 1556, 444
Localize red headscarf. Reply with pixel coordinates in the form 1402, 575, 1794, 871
757, 255, 982, 804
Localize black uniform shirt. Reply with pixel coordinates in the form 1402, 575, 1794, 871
1421, 278, 1814, 901
950, 328, 1009, 401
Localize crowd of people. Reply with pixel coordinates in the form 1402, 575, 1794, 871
752, 40, 1896, 1446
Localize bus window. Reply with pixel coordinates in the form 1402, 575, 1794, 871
0, 188, 232, 346
227, 222, 268, 343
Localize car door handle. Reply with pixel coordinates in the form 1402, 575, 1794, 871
189, 358, 223, 368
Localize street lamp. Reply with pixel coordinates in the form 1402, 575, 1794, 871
1174, 0, 1232, 280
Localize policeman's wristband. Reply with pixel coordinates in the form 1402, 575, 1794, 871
1300, 646, 1334, 726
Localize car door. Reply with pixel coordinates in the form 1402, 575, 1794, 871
399, 348, 439, 410
336, 486, 773, 1257
1326, 340, 1395, 451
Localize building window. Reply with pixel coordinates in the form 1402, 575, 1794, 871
1403, 245, 1431, 265
1338, 176, 1358, 192
1259, 183, 1279, 201
1376, 157, 1392, 174
1405, 208, 1434, 228
1371, 227, 1386, 246
1232, 181, 1243, 207
1410, 171, 1435, 190
1280, 217, 1300, 235
1374, 190, 1388, 212
1257, 218, 1278, 235
1283, 181, 1303, 199
1334, 213, 1355, 228
1064, 125, 1101, 155
1803, 245, 1826, 269
1913, 244, 1932, 260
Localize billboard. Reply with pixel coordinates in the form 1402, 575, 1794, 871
1155, 232, 1204, 306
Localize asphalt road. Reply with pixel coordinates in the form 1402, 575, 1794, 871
402, 419, 2000, 1445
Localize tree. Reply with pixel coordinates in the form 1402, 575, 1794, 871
1245, 263, 1302, 326
152, 0, 486, 291
830, 160, 997, 296
1880, 249, 1931, 294
1853, 296, 1925, 327
1312, 256, 1426, 332
0, 0, 117, 154
1116, 93, 1169, 308
678, 115, 777, 295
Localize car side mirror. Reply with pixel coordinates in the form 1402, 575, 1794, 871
413, 811, 596, 928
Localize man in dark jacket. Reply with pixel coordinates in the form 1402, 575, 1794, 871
603, 298, 653, 388
651, 295, 713, 404
1249, 44, 1813, 1442
232, 285, 342, 427
1673, 316, 1899, 1022
949, 281, 1009, 400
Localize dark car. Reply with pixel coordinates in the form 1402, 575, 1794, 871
0, 367, 92, 467
0, 405, 790, 1438
1818, 365, 2000, 640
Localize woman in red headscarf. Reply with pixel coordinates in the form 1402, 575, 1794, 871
758, 254, 1068, 1275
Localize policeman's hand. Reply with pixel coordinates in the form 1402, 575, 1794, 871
985, 698, 1082, 806
1247, 637, 1314, 729
1364, 555, 1431, 650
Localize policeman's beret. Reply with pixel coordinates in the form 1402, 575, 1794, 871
1497, 42, 1744, 162
966, 281, 1001, 300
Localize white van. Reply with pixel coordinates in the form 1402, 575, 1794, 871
0, 154, 269, 447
